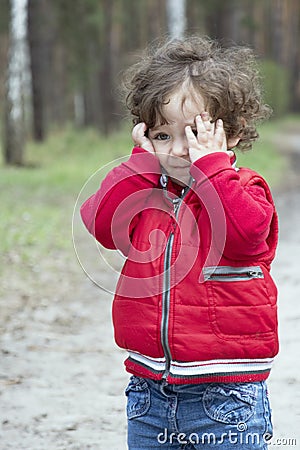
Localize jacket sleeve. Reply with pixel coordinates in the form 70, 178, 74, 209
80, 147, 161, 255
190, 152, 277, 259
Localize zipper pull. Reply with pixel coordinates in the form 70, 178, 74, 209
248, 270, 263, 278
160, 174, 168, 188
172, 198, 180, 214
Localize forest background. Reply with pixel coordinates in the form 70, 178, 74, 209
1, 0, 300, 164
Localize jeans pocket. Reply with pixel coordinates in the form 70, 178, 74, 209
125, 376, 151, 420
203, 382, 258, 425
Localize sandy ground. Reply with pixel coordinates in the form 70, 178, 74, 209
1, 163, 300, 449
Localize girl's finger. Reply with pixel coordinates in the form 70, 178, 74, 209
196, 115, 208, 142
132, 122, 155, 153
214, 119, 227, 149
185, 125, 198, 143
132, 122, 147, 144
214, 119, 224, 134
200, 111, 213, 133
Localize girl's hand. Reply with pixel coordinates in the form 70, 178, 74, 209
132, 122, 155, 154
185, 112, 234, 163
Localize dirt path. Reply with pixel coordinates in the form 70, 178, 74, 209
0, 248, 128, 449
267, 188, 300, 446
1, 168, 300, 449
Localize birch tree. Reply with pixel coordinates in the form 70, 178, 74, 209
4, 0, 29, 165
166, 0, 186, 38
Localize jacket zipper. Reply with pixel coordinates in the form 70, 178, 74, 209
203, 265, 264, 282
161, 232, 174, 379
161, 187, 189, 380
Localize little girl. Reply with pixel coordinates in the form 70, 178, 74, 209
81, 36, 278, 449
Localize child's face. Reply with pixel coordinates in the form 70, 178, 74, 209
148, 88, 205, 186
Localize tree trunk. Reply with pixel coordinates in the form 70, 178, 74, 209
270, 0, 284, 64
28, 0, 63, 136
166, 0, 186, 38
99, 0, 116, 135
4, 0, 29, 165
27, 0, 46, 141
205, 0, 236, 45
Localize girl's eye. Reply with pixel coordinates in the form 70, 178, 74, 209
154, 133, 170, 141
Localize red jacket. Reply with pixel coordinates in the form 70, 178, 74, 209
80, 147, 279, 384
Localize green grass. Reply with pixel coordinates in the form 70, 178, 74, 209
0, 124, 133, 276
0, 117, 298, 275
237, 115, 297, 186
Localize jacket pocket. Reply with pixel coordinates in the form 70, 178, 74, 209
203, 382, 258, 425
203, 265, 277, 339
125, 376, 151, 419
203, 265, 264, 282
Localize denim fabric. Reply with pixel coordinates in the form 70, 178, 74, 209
125, 376, 273, 449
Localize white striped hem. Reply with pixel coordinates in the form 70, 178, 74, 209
128, 351, 273, 376
128, 351, 166, 371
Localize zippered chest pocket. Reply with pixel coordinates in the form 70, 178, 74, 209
203, 265, 264, 282
203, 265, 277, 339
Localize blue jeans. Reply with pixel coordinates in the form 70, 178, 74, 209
126, 376, 273, 449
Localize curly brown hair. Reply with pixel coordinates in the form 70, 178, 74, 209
123, 36, 272, 151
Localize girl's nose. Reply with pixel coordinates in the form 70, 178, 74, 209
171, 138, 189, 157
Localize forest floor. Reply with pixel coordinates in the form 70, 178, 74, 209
1, 125, 300, 449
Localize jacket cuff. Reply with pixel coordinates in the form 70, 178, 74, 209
190, 152, 233, 185
123, 146, 161, 185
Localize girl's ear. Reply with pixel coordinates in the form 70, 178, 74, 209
227, 117, 246, 149
227, 136, 241, 149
